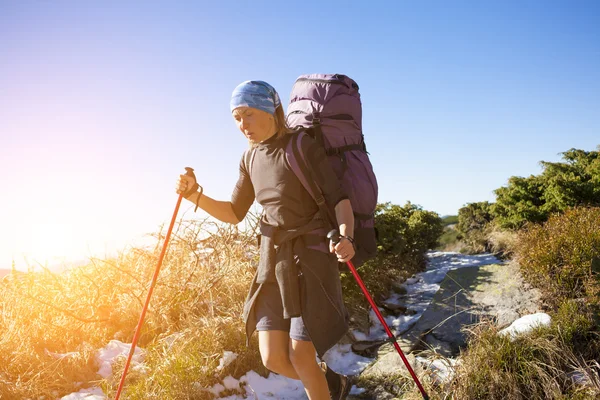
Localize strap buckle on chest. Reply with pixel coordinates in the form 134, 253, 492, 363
312, 112, 321, 125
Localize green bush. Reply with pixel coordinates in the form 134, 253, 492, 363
515, 207, 600, 310
493, 147, 600, 229
457, 201, 494, 253
493, 175, 547, 229
374, 202, 443, 258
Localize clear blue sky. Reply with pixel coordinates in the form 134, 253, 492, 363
1, 1, 598, 268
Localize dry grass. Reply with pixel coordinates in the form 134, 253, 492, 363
0, 215, 265, 399
486, 224, 518, 258
515, 207, 600, 309
0, 208, 450, 398
400, 317, 600, 400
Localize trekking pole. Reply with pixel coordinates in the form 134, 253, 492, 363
328, 230, 429, 400
114, 167, 196, 400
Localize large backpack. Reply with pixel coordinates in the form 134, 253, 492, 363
286, 73, 378, 267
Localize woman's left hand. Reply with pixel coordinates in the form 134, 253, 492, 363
330, 236, 355, 263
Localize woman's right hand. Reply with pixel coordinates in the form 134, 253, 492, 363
176, 173, 199, 198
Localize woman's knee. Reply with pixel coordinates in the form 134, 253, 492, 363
288, 340, 318, 371
258, 330, 291, 372
261, 349, 290, 372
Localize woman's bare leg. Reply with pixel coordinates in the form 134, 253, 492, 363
258, 330, 299, 379
289, 339, 330, 400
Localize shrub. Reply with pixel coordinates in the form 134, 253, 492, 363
515, 207, 600, 310
493, 147, 600, 229
375, 202, 443, 258
457, 201, 494, 253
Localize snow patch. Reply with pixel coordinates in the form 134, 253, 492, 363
323, 344, 373, 376
95, 340, 145, 378
223, 375, 241, 391
240, 370, 306, 399
499, 313, 551, 340
417, 356, 458, 384
216, 351, 238, 372
60, 387, 105, 400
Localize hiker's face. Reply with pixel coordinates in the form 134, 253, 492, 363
232, 107, 276, 144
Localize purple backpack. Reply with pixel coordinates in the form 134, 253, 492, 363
286, 74, 378, 267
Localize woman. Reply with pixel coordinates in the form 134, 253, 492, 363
176, 80, 354, 400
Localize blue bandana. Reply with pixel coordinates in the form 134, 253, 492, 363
230, 80, 281, 115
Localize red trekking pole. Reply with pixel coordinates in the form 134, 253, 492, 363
114, 167, 196, 400
328, 230, 429, 400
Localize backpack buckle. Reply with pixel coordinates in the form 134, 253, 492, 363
312, 112, 321, 125
326, 148, 340, 156
315, 195, 326, 206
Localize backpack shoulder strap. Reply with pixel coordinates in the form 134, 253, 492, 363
285, 131, 314, 198
285, 130, 337, 228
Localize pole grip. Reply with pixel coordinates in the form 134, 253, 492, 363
184, 167, 196, 179
327, 229, 341, 245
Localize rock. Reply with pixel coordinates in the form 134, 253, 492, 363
496, 309, 521, 327
361, 351, 423, 380
377, 339, 414, 358
351, 340, 387, 358
380, 302, 419, 317
498, 313, 551, 340
364, 387, 395, 400
391, 285, 408, 296
381, 301, 408, 314
422, 333, 457, 356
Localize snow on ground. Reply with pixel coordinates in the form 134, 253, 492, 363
323, 344, 373, 376
197, 370, 306, 400
60, 387, 106, 400
498, 312, 551, 340
61, 340, 147, 399
416, 356, 460, 384
95, 339, 146, 379
216, 351, 238, 372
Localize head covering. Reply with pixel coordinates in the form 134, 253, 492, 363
230, 80, 281, 115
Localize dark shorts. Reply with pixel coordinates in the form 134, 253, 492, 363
255, 282, 311, 342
